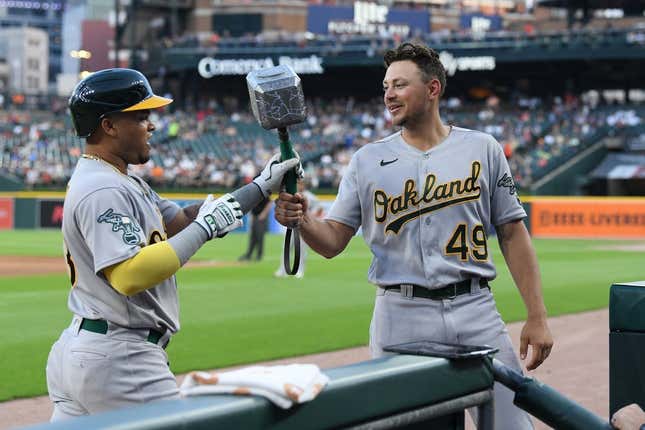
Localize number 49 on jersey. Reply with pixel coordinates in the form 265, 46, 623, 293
445, 223, 488, 262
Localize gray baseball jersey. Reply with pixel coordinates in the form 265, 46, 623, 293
327, 127, 525, 288
62, 157, 182, 332
329, 127, 533, 429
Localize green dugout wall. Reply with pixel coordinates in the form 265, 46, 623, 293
609, 282, 645, 417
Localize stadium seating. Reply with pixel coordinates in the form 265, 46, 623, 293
1, 97, 643, 192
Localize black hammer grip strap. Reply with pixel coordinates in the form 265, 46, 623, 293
283, 228, 301, 276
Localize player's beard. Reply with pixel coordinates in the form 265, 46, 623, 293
132, 144, 151, 165
392, 106, 419, 128
397, 106, 428, 130
139, 140, 152, 164
138, 153, 151, 165
396, 116, 407, 127
137, 147, 151, 165
391, 109, 407, 127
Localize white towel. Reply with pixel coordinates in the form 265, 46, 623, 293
180, 364, 330, 409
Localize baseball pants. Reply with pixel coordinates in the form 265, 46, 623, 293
46, 316, 180, 421
369, 280, 534, 430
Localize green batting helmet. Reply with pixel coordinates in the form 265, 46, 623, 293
69, 68, 173, 138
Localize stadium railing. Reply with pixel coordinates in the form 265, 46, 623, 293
157, 27, 645, 63
21, 354, 495, 430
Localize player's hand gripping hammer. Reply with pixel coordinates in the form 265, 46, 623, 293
247, 65, 306, 275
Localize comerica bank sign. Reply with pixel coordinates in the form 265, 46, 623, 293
198, 55, 324, 77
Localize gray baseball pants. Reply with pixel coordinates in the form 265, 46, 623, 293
46, 315, 179, 421
369, 280, 534, 430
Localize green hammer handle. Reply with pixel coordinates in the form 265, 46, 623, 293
278, 127, 298, 194
278, 127, 300, 276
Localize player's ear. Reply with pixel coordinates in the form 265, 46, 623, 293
99, 115, 119, 137
427, 78, 442, 99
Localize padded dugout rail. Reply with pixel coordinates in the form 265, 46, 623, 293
23, 354, 494, 430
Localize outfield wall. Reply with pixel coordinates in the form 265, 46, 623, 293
524, 196, 645, 238
0, 192, 337, 234
2, 193, 645, 239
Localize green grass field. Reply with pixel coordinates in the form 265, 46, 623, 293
0, 229, 642, 401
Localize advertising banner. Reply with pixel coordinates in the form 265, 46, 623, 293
40, 199, 65, 228
0, 198, 14, 230
459, 13, 503, 32
307, 3, 429, 37
198, 55, 324, 77
531, 198, 645, 238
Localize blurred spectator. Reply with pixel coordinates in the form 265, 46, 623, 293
239, 197, 272, 262
1, 93, 642, 194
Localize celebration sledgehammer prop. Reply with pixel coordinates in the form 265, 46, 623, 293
246, 65, 307, 275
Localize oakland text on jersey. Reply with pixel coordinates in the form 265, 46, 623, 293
374, 161, 482, 234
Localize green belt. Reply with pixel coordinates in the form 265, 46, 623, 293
80, 318, 168, 349
383, 279, 489, 300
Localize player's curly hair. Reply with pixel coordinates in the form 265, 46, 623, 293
384, 41, 447, 96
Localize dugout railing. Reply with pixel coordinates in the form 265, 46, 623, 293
22, 354, 495, 430
20, 348, 617, 430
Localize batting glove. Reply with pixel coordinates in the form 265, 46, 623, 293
253, 152, 303, 197
193, 194, 244, 240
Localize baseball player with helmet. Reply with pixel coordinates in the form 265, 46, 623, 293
46, 68, 300, 420
275, 41, 553, 429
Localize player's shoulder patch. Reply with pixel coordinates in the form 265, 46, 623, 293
497, 172, 518, 195
97, 208, 142, 245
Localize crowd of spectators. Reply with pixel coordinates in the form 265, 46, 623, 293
0, 92, 642, 192
129, 96, 392, 190
158, 22, 645, 58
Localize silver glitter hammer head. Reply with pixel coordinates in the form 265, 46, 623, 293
246, 64, 306, 130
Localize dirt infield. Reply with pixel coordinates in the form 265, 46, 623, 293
0, 308, 610, 430
0, 256, 243, 278
0, 256, 66, 276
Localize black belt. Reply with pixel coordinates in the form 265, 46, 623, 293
382, 279, 489, 300
80, 318, 169, 349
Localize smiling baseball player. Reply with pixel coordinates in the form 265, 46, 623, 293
46, 68, 300, 420
275, 42, 553, 429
